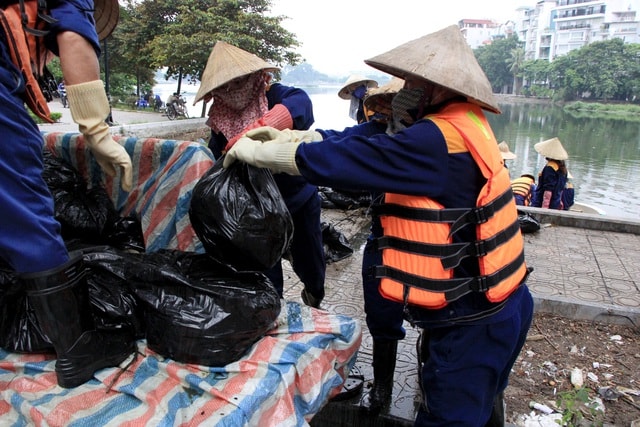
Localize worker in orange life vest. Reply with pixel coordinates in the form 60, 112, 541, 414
511, 174, 537, 206
224, 25, 534, 426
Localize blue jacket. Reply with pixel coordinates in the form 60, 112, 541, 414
297, 102, 528, 325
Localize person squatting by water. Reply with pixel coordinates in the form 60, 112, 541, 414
531, 137, 571, 210
0, 0, 135, 388
223, 25, 534, 426
193, 41, 326, 309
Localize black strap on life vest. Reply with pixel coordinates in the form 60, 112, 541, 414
372, 188, 515, 237
375, 218, 522, 271
375, 248, 526, 303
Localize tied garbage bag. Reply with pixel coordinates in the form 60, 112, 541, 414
189, 159, 293, 270
125, 250, 281, 366
42, 150, 118, 242
518, 210, 541, 233
322, 222, 354, 263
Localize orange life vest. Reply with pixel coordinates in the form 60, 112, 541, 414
511, 175, 536, 206
0, 0, 54, 122
374, 102, 528, 309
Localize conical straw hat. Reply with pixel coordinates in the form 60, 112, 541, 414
363, 77, 404, 115
364, 25, 500, 114
338, 74, 378, 99
94, 0, 119, 41
194, 41, 279, 104
534, 137, 569, 160
498, 141, 517, 160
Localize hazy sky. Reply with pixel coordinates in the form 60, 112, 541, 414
269, 0, 531, 76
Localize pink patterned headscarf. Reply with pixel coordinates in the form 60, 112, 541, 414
206, 72, 268, 140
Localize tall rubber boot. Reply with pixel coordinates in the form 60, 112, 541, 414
363, 340, 398, 412
22, 253, 135, 388
484, 392, 506, 427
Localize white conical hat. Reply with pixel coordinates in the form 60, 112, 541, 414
364, 25, 500, 114
338, 74, 378, 99
363, 77, 404, 115
194, 41, 279, 104
534, 137, 569, 160
498, 141, 516, 160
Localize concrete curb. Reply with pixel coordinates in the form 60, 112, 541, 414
532, 295, 640, 327
109, 118, 207, 139
518, 206, 640, 235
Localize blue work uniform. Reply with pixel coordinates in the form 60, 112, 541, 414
0, 0, 100, 274
321, 121, 406, 342
297, 104, 533, 425
209, 83, 325, 300
531, 161, 567, 209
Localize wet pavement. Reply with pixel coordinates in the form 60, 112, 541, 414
40, 108, 640, 426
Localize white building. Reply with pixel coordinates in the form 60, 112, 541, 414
514, 0, 640, 61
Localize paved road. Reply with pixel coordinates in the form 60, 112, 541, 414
38, 101, 171, 133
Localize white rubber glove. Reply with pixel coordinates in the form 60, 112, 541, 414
222, 137, 301, 175
67, 80, 133, 192
245, 126, 323, 143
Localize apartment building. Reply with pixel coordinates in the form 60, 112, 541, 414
514, 0, 640, 61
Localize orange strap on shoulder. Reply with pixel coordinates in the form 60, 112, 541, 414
0, 2, 52, 123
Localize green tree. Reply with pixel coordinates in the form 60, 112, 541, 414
474, 36, 521, 94
507, 45, 525, 95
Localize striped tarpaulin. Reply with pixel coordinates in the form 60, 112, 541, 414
41, 132, 215, 253
0, 302, 361, 426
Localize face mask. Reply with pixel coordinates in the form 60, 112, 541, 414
390, 87, 424, 132
348, 97, 360, 121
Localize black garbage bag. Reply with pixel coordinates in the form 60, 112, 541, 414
80, 247, 146, 338
518, 211, 541, 234
0, 263, 52, 353
189, 159, 293, 270
0, 247, 143, 352
322, 222, 354, 263
42, 150, 119, 242
124, 249, 281, 366
319, 187, 371, 210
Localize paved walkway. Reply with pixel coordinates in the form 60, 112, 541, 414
295, 208, 640, 426
39, 107, 640, 425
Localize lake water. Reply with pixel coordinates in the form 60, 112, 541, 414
154, 82, 640, 221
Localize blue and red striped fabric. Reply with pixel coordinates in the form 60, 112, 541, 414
0, 302, 362, 426
41, 132, 215, 253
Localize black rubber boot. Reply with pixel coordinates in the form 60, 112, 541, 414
363, 340, 398, 412
22, 253, 135, 388
484, 391, 506, 427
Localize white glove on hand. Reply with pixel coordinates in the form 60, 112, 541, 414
245, 126, 323, 143
67, 80, 133, 192
222, 137, 301, 175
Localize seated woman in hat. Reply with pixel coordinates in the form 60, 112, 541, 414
531, 137, 570, 209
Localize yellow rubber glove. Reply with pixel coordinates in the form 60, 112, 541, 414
67, 80, 133, 192
222, 137, 301, 175
244, 126, 323, 143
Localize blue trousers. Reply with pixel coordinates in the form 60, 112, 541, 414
265, 193, 325, 299
414, 287, 534, 426
361, 235, 406, 341
0, 44, 68, 274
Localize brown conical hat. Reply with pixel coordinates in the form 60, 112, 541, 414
194, 41, 279, 104
534, 137, 569, 160
498, 141, 517, 160
338, 74, 378, 99
363, 77, 404, 115
94, 0, 119, 41
364, 25, 500, 114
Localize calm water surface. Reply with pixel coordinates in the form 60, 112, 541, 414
162, 83, 640, 221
